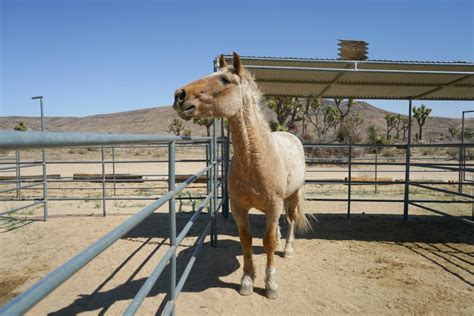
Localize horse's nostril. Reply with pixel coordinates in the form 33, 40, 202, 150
177, 89, 186, 102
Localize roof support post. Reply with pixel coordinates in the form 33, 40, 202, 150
403, 99, 413, 221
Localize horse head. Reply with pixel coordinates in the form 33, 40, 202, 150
173, 52, 247, 120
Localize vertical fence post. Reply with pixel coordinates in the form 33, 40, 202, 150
42, 149, 48, 221
347, 143, 352, 219
38, 96, 48, 221
209, 125, 216, 247
112, 146, 116, 196
220, 118, 225, 188
374, 146, 378, 194
223, 128, 230, 218
101, 146, 106, 216
168, 141, 176, 316
459, 111, 465, 194
206, 143, 210, 198
403, 99, 413, 221
15, 151, 21, 199
458, 147, 463, 194
212, 119, 218, 247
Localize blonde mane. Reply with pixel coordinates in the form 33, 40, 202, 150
239, 69, 270, 132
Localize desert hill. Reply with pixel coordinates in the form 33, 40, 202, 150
0, 102, 466, 141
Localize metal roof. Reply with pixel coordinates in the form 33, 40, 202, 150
218, 55, 474, 100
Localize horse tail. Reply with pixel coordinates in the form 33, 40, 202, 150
294, 188, 317, 234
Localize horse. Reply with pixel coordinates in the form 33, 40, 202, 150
173, 52, 312, 299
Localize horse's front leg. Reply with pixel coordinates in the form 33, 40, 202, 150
231, 200, 255, 296
263, 199, 283, 299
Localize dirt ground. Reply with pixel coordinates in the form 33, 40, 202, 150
1, 148, 473, 315
1, 200, 473, 315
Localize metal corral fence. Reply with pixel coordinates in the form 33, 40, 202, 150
1, 130, 473, 314
0, 130, 227, 315
1, 143, 217, 218
304, 142, 474, 224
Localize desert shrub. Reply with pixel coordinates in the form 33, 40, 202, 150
380, 147, 398, 158
269, 120, 287, 132
183, 129, 192, 136
446, 148, 459, 160
14, 121, 28, 131
420, 147, 439, 156
305, 145, 365, 161
68, 148, 88, 155
448, 147, 474, 160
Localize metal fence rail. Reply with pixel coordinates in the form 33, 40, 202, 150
0, 133, 220, 218
0, 129, 223, 315
303, 142, 474, 224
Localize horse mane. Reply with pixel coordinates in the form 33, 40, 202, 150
239, 69, 270, 132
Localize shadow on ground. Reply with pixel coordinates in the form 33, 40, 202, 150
47, 211, 473, 315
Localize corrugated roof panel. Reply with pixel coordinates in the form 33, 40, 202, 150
425, 87, 474, 100
251, 68, 338, 83
218, 55, 474, 100
325, 85, 432, 99
359, 61, 474, 72
338, 72, 463, 85
223, 55, 353, 69
256, 82, 326, 96
457, 76, 474, 85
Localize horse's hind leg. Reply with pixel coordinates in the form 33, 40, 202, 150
284, 191, 299, 258
263, 199, 283, 299
231, 200, 255, 296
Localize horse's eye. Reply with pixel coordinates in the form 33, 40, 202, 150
220, 76, 231, 85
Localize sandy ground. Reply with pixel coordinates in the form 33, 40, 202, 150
1, 149, 473, 315
1, 200, 473, 315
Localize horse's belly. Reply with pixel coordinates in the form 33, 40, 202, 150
228, 176, 273, 210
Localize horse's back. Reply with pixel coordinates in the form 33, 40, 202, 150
271, 131, 305, 196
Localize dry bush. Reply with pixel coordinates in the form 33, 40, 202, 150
380, 147, 398, 159
420, 147, 439, 156
67, 148, 89, 155
447, 147, 474, 160
0, 150, 11, 157
305, 146, 366, 161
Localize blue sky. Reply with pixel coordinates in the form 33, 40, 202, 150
1, 0, 473, 118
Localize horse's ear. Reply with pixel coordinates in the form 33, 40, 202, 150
218, 55, 228, 69
233, 52, 242, 76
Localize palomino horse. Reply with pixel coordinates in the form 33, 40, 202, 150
173, 53, 312, 299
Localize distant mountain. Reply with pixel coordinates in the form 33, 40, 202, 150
0, 102, 467, 141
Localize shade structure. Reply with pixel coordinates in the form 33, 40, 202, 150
218, 55, 474, 100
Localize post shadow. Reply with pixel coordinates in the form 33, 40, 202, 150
47, 210, 473, 315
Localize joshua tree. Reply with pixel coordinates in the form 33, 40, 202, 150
367, 124, 384, 145
448, 126, 460, 140
269, 120, 288, 132
192, 117, 214, 136
14, 121, 28, 131
265, 96, 304, 131
413, 104, 432, 141
336, 113, 363, 143
167, 117, 185, 136
306, 97, 340, 140
384, 114, 397, 140
333, 97, 354, 129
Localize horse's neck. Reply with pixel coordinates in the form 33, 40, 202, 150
228, 94, 273, 169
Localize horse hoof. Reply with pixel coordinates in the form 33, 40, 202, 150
265, 288, 278, 299
284, 248, 293, 258
239, 275, 253, 296
239, 284, 253, 296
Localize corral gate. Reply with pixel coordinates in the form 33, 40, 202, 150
0, 128, 228, 315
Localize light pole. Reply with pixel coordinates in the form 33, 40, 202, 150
31, 96, 45, 131
32, 96, 48, 221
